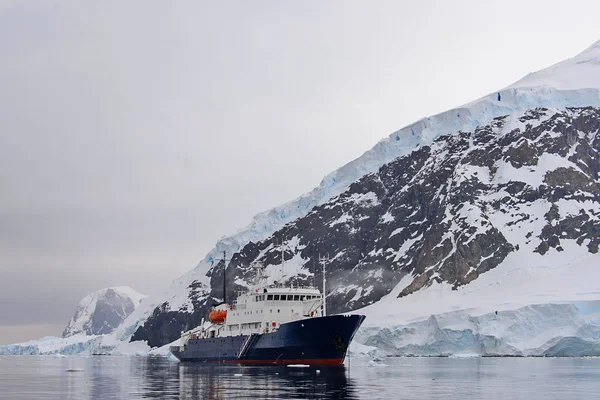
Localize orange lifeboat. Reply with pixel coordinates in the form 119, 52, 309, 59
209, 309, 227, 324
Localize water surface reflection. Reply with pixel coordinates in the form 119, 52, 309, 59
177, 362, 354, 399
2, 355, 600, 399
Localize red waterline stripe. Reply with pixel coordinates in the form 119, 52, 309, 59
220, 358, 344, 365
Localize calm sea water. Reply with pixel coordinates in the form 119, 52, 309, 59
1, 355, 599, 399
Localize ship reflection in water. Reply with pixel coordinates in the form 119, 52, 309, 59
116, 356, 354, 399
177, 362, 354, 399
123, 356, 355, 399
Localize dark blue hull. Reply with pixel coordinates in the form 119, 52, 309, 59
170, 314, 365, 365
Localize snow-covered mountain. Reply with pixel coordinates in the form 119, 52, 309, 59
5, 39, 599, 357
120, 39, 600, 350
62, 287, 146, 337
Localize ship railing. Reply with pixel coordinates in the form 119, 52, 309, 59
267, 284, 318, 290
237, 284, 319, 296
302, 299, 321, 316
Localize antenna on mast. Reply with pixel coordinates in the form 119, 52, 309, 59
276, 239, 286, 286
319, 253, 329, 317
281, 240, 284, 283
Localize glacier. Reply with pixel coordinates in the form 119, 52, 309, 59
350, 301, 600, 357
347, 236, 600, 357
0, 335, 104, 356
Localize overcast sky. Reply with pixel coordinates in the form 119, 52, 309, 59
1, 0, 599, 345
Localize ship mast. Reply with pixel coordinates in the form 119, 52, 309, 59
276, 239, 286, 286
319, 254, 329, 317
219, 250, 230, 304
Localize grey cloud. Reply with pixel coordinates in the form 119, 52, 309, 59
1, 0, 600, 343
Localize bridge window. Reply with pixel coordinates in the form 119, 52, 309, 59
294, 295, 299, 301
300, 295, 305, 300
274, 295, 280, 301
267, 295, 273, 300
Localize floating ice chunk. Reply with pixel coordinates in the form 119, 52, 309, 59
449, 353, 481, 358
367, 360, 388, 367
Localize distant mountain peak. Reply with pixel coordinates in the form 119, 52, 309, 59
62, 286, 146, 337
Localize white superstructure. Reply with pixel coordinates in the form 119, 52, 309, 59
224, 285, 323, 335
181, 263, 325, 344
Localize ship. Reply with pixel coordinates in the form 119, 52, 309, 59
170, 252, 365, 365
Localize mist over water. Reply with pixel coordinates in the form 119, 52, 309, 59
1, 356, 599, 399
